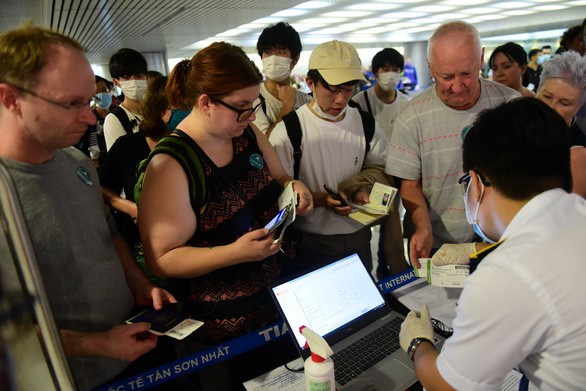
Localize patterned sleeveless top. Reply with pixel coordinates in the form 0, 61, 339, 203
170, 127, 284, 344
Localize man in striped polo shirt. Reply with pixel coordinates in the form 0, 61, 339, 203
386, 20, 520, 268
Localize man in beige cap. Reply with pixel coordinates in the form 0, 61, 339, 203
269, 40, 388, 273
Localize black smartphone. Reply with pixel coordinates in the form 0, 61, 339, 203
323, 184, 349, 207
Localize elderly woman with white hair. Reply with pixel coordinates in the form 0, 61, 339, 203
536, 50, 586, 197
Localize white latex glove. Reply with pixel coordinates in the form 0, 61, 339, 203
399, 304, 434, 353
431, 243, 476, 266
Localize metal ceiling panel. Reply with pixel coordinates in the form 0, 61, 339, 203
1, 0, 584, 66
42, 0, 307, 63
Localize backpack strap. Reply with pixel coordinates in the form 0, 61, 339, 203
258, 93, 268, 117
347, 101, 376, 163
134, 133, 207, 216
282, 111, 303, 180
111, 106, 136, 135
356, 107, 375, 162
363, 90, 373, 115
281, 106, 376, 180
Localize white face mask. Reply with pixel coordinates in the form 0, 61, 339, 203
376, 71, 402, 92
311, 90, 347, 121
118, 79, 147, 101
463, 178, 496, 244
262, 55, 292, 82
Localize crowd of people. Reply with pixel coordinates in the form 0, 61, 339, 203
0, 15, 585, 391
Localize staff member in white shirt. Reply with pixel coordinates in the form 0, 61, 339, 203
400, 97, 586, 390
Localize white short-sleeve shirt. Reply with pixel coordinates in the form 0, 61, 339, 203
437, 189, 586, 391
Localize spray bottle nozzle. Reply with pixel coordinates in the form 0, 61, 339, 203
300, 325, 334, 363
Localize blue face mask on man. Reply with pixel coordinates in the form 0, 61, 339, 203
463, 174, 496, 244
95, 92, 112, 109
537, 54, 550, 65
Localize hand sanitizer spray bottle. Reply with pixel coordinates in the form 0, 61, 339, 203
300, 326, 335, 391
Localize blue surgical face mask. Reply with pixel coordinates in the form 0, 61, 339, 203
464, 178, 496, 244
95, 92, 112, 109
537, 54, 550, 65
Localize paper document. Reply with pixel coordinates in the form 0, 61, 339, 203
271, 182, 297, 242
126, 304, 203, 340
243, 358, 305, 391
349, 182, 398, 225
393, 278, 462, 328
415, 258, 469, 288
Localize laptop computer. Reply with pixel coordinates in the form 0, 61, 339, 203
270, 253, 445, 391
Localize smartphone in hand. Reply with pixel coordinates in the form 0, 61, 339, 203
323, 184, 349, 207
263, 205, 290, 237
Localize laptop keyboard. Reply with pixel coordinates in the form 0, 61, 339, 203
332, 317, 403, 386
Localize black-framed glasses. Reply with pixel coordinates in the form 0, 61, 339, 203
211, 97, 262, 122
458, 171, 491, 195
11, 85, 92, 112
458, 172, 472, 196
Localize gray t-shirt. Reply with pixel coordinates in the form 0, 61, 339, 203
2, 147, 135, 390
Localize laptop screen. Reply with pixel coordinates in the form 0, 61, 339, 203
270, 253, 387, 351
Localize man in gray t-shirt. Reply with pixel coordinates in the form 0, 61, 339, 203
0, 25, 175, 390
386, 21, 520, 268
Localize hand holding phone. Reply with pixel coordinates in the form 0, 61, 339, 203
323, 184, 349, 207
263, 206, 290, 237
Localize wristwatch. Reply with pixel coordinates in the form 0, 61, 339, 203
407, 337, 434, 361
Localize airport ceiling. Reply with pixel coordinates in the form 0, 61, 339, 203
1, 0, 584, 66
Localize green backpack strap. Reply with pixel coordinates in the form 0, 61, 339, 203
134, 134, 207, 215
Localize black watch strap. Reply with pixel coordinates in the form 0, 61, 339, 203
407, 337, 434, 361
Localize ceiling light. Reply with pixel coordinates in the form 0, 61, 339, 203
441, 0, 490, 4
503, 9, 538, 15
410, 5, 456, 12
187, 39, 217, 50
303, 36, 342, 45
400, 24, 441, 33
359, 17, 400, 23
346, 3, 401, 10
308, 26, 361, 35
383, 22, 419, 29
250, 17, 282, 25
381, 11, 427, 19
237, 23, 273, 30
293, 25, 321, 33
343, 34, 384, 43
356, 26, 397, 34
381, 0, 429, 3
323, 11, 372, 18
271, 9, 308, 17
297, 17, 347, 25
425, 13, 470, 22
492, 1, 534, 8
533, 4, 569, 10
434, 9, 470, 19
293, 1, 331, 9
217, 28, 251, 37
467, 14, 508, 22
461, 7, 499, 14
